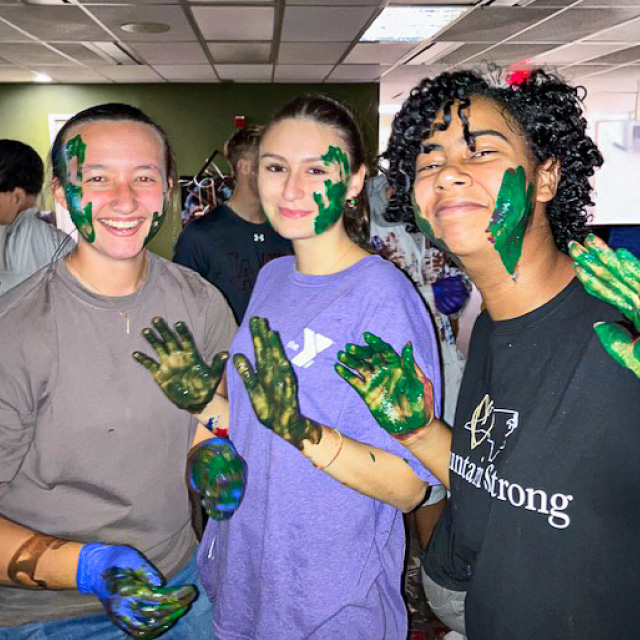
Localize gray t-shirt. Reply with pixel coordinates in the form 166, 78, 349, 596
0, 254, 236, 625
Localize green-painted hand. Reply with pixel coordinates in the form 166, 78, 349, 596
64, 134, 95, 242
313, 145, 350, 235
102, 567, 196, 639
133, 317, 228, 413
335, 332, 435, 436
569, 233, 640, 378
189, 438, 247, 520
233, 317, 321, 450
486, 166, 534, 276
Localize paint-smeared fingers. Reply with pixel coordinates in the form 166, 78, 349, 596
337, 350, 373, 374
618, 248, 640, 284
345, 342, 373, 359
152, 317, 181, 352
233, 353, 259, 391
575, 265, 636, 318
249, 316, 269, 366
173, 321, 198, 354
210, 351, 229, 380
141, 327, 167, 358
335, 362, 366, 394
132, 351, 161, 375
400, 342, 415, 376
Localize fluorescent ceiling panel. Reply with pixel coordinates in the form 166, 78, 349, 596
277, 42, 350, 64
360, 6, 468, 42
154, 65, 218, 82
208, 42, 271, 64
344, 42, 416, 64
281, 6, 377, 42
132, 42, 208, 65
192, 7, 274, 41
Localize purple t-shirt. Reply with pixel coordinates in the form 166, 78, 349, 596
198, 255, 441, 639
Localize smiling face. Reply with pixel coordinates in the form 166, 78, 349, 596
258, 117, 362, 241
413, 96, 540, 264
54, 119, 168, 262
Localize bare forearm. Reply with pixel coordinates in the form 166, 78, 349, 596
192, 392, 230, 448
0, 515, 82, 590
302, 427, 428, 513
396, 418, 452, 489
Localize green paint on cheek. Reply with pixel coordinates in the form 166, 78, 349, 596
144, 208, 166, 246
411, 191, 452, 255
313, 145, 350, 235
369, 452, 376, 463
64, 135, 95, 243
486, 166, 534, 277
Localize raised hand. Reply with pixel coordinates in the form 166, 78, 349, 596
189, 438, 247, 520
432, 274, 470, 316
133, 317, 228, 413
569, 233, 640, 378
233, 317, 322, 450
76, 543, 196, 638
335, 332, 434, 436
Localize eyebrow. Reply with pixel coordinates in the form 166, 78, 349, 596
420, 129, 509, 153
82, 163, 163, 171
259, 152, 333, 163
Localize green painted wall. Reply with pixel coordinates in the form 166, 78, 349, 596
0, 82, 379, 257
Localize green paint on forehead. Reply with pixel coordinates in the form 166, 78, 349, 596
313, 145, 350, 235
486, 166, 534, 277
64, 134, 95, 243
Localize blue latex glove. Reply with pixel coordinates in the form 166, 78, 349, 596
77, 543, 197, 638
189, 438, 247, 520
432, 274, 470, 316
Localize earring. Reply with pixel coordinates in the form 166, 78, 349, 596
346, 198, 358, 209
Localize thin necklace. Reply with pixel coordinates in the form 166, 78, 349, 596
66, 252, 150, 335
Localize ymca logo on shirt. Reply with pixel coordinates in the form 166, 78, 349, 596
288, 328, 334, 368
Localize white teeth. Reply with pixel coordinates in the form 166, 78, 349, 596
102, 219, 141, 229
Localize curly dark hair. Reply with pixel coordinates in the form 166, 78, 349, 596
382, 68, 603, 253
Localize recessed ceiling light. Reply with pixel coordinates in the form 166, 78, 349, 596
33, 73, 52, 83
120, 22, 170, 34
361, 6, 468, 42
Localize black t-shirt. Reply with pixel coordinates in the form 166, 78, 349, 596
424, 278, 640, 639
174, 204, 292, 322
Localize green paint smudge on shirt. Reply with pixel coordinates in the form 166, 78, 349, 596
313, 146, 349, 235
64, 134, 95, 243
486, 166, 534, 277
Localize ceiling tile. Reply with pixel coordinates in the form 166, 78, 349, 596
561, 64, 615, 78
131, 42, 208, 65
0, 67, 39, 82
439, 43, 554, 66
579, 66, 640, 91
0, 19, 31, 42
511, 8, 640, 43
80, 0, 179, 4
190, 0, 273, 2
192, 7, 274, 41
277, 42, 350, 64
0, 43, 70, 66
344, 42, 416, 65
286, 0, 379, 4
437, 43, 489, 65
327, 64, 382, 82
588, 44, 640, 64
208, 42, 271, 64
273, 64, 333, 82
585, 16, 640, 42
281, 6, 378, 42
153, 64, 218, 82
579, 0, 640, 6
215, 64, 273, 81
533, 42, 629, 64
438, 8, 556, 43
93, 64, 164, 82
0, 5, 109, 40
34, 65, 111, 83
53, 43, 117, 65
90, 5, 196, 42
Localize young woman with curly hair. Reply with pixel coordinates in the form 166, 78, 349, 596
336, 69, 640, 639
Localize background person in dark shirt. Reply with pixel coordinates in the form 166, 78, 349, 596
174, 125, 292, 322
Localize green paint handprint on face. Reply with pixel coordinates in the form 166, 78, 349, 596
486, 166, 534, 277
313, 145, 350, 235
143, 208, 166, 246
335, 332, 434, 436
233, 317, 322, 450
569, 233, 640, 379
102, 567, 197, 639
133, 317, 228, 414
64, 134, 95, 243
